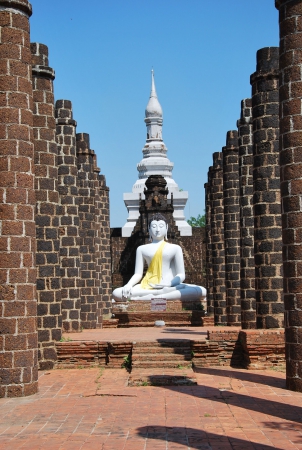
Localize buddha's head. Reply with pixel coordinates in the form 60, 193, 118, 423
148, 213, 168, 241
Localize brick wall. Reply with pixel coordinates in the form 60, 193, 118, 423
192, 329, 285, 370
0, 0, 38, 397
179, 227, 206, 287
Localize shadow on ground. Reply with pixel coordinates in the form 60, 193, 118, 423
136, 425, 286, 450
194, 367, 286, 389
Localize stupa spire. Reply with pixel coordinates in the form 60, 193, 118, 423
145, 69, 163, 120
122, 70, 191, 237
150, 69, 157, 97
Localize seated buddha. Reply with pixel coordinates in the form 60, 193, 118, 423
112, 213, 207, 305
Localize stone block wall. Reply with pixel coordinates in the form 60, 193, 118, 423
178, 227, 206, 287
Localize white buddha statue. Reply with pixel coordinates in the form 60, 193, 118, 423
112, 213, 207, 304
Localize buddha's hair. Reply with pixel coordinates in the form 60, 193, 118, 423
149, 213, 168, 227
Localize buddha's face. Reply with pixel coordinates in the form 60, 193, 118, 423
149, 220, 167, 240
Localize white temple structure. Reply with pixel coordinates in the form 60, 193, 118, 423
122, 70, 192, 237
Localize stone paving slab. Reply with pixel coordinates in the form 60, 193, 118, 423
62, 326, 239, 342
0, 366, 302, 449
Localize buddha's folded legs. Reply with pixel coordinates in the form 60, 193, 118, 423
112, 283, 206, 302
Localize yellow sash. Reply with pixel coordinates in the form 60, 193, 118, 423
141, 241, 166, 289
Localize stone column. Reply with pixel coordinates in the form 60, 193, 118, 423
205, 177, 214, 316
0, 0, 38, 397
31, 43, 61, 369
276, 0, 302, 391
250, 47, 284, 329
76, 133, 97, 329
94, 157, 112, 324
223, 131, 241, 326
211, 152, 227, 325
93, 159, 104, 327
56, 100, 81, 332
237, 99, 256, 329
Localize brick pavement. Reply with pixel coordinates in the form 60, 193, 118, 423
0, 365, 301, 449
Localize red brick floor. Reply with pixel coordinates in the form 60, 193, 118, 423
0, 365, 301, 449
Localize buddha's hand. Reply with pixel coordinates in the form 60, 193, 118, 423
149, 283, 171, 289
122, 284, 132, 298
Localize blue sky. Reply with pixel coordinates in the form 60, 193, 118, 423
29, 1, 279, 227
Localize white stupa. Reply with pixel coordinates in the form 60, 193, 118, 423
122, 70, 192, 237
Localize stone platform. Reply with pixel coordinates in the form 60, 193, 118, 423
111, 299, 211, 327
113, 299, 206, 312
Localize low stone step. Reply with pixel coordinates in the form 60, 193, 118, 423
132, 353, 191, 362
133, 340, 191, 348
129, 368, 197, 386
102, 319, 119, 328
132, 347, 191, 355
132, 361, 192, 369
